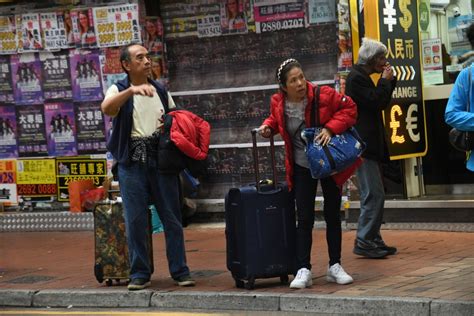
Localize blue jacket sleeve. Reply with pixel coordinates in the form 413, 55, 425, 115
445, 67, 474, 131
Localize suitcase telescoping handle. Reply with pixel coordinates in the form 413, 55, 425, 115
251, 128, 278, 192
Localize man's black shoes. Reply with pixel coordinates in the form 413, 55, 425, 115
374, 239, 397, 255
353, 240, 389, 258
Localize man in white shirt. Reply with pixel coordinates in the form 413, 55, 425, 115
101, 44, 195, 291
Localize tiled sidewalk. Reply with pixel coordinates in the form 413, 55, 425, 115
1, 225, 473, 302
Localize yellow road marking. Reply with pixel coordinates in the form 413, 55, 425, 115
0, 312, 229, 316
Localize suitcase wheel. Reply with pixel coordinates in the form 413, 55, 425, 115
244, 277, 255, 290
105, 279, 113, 286
94, 263, 104, 283
280, 275, 289, 284
234, 278, 245, 289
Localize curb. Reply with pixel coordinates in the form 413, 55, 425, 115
1, 289, 473, 315
280, 294, 431, 315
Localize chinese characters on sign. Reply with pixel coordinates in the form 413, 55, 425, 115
16, 105, 48, 157
0, 160, 17, 205
16, 159, 56, 197
56, 157, 107, 201
93, 4, 141, 48
40, 50, 73, 100
254, 0, 306, 34
73, 101, 107, 154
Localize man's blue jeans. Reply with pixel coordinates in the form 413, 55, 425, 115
118, 162, 190, 281
355, 158, 385, 243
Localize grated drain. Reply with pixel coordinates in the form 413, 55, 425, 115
190, 270, 224, 278
6, 275, 55, 284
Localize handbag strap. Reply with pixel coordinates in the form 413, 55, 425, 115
310, 86, 321, 127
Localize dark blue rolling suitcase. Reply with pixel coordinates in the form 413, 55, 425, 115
225, 129, 296, 290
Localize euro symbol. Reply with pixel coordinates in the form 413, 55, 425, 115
390, 105, 405, 144
406, 103, 420, 142
399, 0, 412, 33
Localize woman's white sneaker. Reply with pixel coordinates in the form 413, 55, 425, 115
290, 268, 312, 289
326, 263, 353, 285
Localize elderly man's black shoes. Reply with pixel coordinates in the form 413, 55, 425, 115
353, 239, 389, 258
374, 239, 397, 255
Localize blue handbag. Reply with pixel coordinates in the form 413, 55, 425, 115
301, 86, 365, 179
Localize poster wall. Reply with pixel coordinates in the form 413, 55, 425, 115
166, 24, 337, 91
162, 0, 338, 198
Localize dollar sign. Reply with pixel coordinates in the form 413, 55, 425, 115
390, 105, 405, 144
399, 0, 412, 33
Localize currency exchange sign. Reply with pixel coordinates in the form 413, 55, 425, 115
379, 0, 427, 159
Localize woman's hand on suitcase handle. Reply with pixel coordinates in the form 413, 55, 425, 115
258, 125, 272, 138
314, 127, 333, 146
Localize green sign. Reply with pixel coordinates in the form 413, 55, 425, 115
419, 0, 430, 31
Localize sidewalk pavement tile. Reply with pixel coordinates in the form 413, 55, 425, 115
0, 226, 473, 305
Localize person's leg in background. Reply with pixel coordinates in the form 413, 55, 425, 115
353, 159, 388, 258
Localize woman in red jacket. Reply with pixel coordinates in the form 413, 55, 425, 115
259, 59, 356, 289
